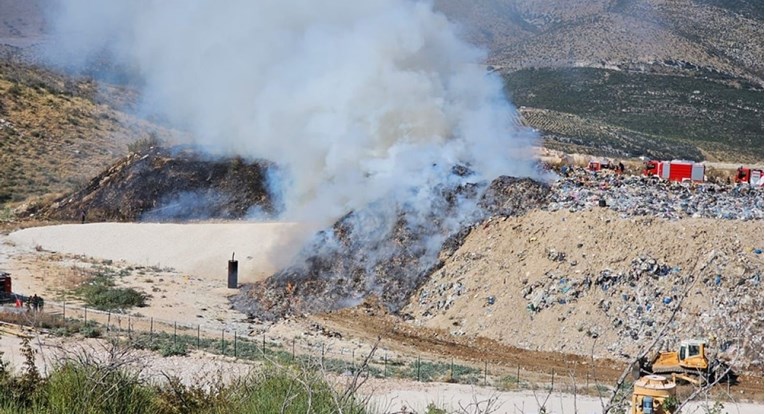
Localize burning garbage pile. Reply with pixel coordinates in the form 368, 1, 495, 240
231, 176, 551, 321
546, 168, 763, 220
233, 167, 763, 325
22, 146, 275, 222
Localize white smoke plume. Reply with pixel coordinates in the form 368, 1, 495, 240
44, 0, 539, 228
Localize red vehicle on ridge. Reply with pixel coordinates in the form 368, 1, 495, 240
734, 167, 763, 185
642, 160, 705, 182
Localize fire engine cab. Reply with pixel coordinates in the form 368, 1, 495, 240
735, 167, 763, 185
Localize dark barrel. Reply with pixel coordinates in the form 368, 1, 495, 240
228, 259, 238, 289
0, 273, 11, 293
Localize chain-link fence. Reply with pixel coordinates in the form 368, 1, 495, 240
1, 300, 586, 393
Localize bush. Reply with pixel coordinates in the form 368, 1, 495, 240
79, 324, 101, 338
79, 285, 148, 311
7, 84, 23, 97
76, 272, 149, 311
159, 343, 187, 358
233, 367, 367, 414
44, 362, 153, 414
0, 346, 370, 414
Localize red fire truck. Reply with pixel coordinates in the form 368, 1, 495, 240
642, 160, 705, 182
734, 167, 763, 185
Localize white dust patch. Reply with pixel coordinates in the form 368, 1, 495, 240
8, 222, 310, 282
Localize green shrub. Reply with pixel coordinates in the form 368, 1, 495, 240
44, 362, 153, 414
76, 272, 148, 311
232, 367, 366, 414
79, 324, 101, 338
7, 84, 23, 97
159, 343, 187, 358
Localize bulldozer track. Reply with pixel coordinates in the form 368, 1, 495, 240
651, 365, 707, 376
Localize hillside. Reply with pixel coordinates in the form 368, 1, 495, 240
435, 0, 763, 81
0, 60, 175, 206
435, 0, 764, 163
507, 68, 763, 162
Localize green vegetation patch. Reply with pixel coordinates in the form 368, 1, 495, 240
75, 266, 149, 311
0, 338, 367, 414
504, 67, 763, 160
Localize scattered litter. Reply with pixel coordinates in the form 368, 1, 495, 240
545, 169, 763, 221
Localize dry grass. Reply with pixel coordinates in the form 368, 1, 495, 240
0, 74, 177, 208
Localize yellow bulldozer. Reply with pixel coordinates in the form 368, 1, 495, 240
630, 375, 677, 414
637, 339, 727, 386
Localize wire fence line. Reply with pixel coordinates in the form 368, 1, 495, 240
2, 300, 584, 392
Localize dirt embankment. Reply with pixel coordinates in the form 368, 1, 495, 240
402, 208, 763, 370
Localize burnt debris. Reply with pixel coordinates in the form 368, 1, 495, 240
231, 177, 551, 321
23, 146, 275, 222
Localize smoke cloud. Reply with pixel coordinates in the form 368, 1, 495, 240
44, 0, 539, 228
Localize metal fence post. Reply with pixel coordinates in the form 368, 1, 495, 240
173, 322, 177, 345
221, 329, 225, 355
384, 353, 388, 378
197, 325, 200, 349
62, 301, 66, 320
517, 364, 521, 386
234, 332, 237, 358
292, 338, 296, 361
417, 356, 421, 382
484, 361, 488, 386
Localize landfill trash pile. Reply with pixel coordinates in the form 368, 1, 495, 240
409, 244, 763, 370
231, 177, 551, 321
406, 205, 763, 370
546, 168, 763, 220
234, 169, 762, 335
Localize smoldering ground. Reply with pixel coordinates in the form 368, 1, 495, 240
43, 0, 544, 313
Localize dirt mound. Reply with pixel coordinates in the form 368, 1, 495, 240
404, 208, 763, 370
231, 177, 551, 320
22, 146, 274, 222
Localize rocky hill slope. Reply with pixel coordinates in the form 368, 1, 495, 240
435, 0, 764, 162
0, 59, 173, 206
435, 0, 762, 81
